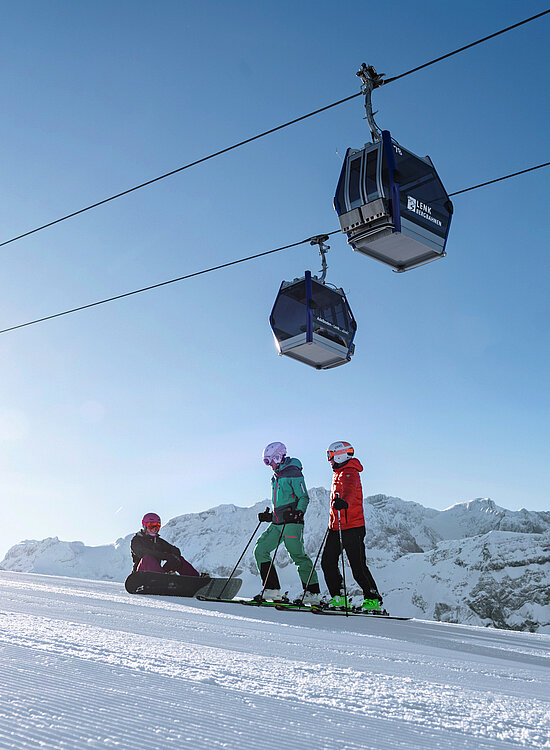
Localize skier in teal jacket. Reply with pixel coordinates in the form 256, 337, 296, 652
254, 442, 320, 604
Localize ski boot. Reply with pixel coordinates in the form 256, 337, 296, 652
253, 589, 288, 603
327, 592, 353, 611
301, 591, 321, 606
360, 593, 387, 615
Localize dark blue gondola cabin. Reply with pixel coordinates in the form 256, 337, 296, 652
334, 130, 453, 272
270, 271, 356, 370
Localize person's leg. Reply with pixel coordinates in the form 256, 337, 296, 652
136, 555, 163, 572
343, 527, 380, 596
162, 556, 200, 576
283, 524, 319, 592
321, 529, 343, 596
254, 524, 282, 589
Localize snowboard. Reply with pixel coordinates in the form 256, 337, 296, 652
125, 571, 242, 599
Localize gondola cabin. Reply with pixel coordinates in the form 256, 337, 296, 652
270, 271, 356, 370
334, 130, 453, 272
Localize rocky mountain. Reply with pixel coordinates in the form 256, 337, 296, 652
2, 490, 549, 633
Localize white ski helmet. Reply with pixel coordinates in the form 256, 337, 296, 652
262, 442, 287, 467
327, 441, 354, 464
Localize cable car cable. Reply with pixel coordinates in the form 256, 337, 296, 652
0, 159, 547, 337
0, 232, 340, 335
448, 162, 550, 196
0, 9, 547, 251
0, 94, 361, 250
384, 9, 550, 85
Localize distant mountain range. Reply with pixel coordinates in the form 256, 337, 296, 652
2, 490, 549, 633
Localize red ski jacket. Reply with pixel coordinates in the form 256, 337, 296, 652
329, 458, 365, 531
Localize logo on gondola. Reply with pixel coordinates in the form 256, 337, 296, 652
406, 196, 442, 227
315, 316, 347, 335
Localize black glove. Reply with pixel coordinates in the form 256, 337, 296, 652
283, 508, 304, 523
258, 508, 273, 523
167, 554, 182, 570
332, 495, 348, 511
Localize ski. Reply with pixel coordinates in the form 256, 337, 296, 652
196, 595, 290, 608
273, 603, 409, 619
241, 598, 291, 608
274, 602, 313, 612
310, 607, 410, 620
196, 596, 409, 619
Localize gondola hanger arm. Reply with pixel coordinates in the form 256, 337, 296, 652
356, 63, 385, 142
309, 234, 330, 283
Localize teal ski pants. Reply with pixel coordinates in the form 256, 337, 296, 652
254, 523, 319, 589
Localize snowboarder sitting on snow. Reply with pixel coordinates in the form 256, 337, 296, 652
321, 441, 383, 612
254, 442, 321, 604
131, 512, 200, 576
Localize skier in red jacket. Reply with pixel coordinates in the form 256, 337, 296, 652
321, 441, 383, 611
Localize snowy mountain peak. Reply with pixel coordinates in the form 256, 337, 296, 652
445, 497, 499, 513
1, 493, 549, 632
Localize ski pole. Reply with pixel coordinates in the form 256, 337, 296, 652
295, 526, 329, 607
217, 513, 266, 600
337, 507, 349, 618
258, 523, 286, 601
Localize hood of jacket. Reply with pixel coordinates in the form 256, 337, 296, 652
274, 456, 303, 476
333, 457, 363, 473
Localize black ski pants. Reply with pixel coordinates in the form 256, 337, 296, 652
321, 525, 379, 598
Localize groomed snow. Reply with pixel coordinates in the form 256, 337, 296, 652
0, 571, 548, 749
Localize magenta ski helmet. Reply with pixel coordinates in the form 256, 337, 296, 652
262, 442, 287, 468
327, 441, 354, 464
142, 512, 161, 534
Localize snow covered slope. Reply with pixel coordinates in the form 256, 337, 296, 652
0, 571, 548, 750
2, 492, 549, 632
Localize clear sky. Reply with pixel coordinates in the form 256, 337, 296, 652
0, 0, 548, 560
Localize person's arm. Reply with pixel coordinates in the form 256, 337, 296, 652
130, 536, 140, 565
160, 539, 199, 575
290, 475, 310, 514
332, 470, 360, 517
132, 534, 164, 562
163, 539, 180, 556
131, 534, 148, 560
158, 538, 183, 563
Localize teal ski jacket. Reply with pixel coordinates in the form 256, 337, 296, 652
270, 457, 310, 524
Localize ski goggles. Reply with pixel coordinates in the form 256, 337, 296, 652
327, 447, 350, 461
145, 521, 161, 530
263, 454, 284, 467
263, 458, 283, 469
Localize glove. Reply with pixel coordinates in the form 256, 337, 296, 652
258, 508, 273, 523
332, 495, 348, 511
283, 508, 304, 523
167, 554, 182, 569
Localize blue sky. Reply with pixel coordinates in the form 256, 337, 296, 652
0, 1, 548, 559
